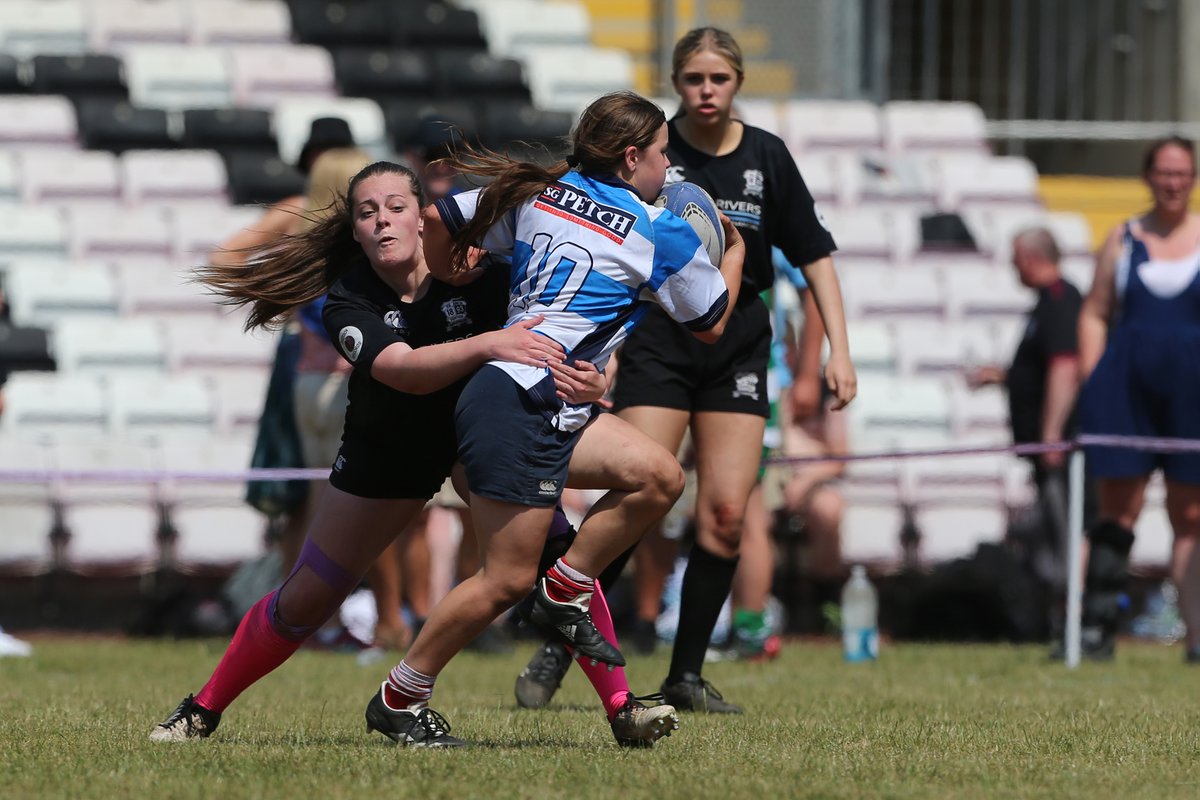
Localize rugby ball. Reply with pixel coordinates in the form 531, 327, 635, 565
655, 181, 725, 266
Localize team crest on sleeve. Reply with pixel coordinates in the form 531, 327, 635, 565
383, 309, 407, 333
665, 166, 686, 185
814, 204, 831, 232
339, 326, 364, 362
743, 169, 764, 198
440, 297, 471, 330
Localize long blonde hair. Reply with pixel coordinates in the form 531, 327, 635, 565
298, 147, 373, 232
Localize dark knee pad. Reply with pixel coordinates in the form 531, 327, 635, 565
1083, 520, 1135, 627
537, 506, 578, 576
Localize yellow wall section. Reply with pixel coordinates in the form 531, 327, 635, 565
1040, 176, 1200, 251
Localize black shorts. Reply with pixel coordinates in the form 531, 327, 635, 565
328, 418, 457, 501
455, 365, 584, 507
613, 293, 771, 417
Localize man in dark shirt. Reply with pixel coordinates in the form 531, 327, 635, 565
968, 227, 1086, 587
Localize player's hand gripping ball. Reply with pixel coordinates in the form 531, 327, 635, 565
655, 181, 726, 267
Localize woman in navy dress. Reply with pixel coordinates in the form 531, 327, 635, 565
1078, 136, 1200, 662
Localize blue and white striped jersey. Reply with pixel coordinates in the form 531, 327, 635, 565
436, 170, 728, 430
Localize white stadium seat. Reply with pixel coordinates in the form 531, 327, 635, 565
0, 96, 78, 148
0, 208, 68, 262
0, 0, 88, 57
783, 100, 883, 154
120, 150, 229, 205
944, 265, 1034, 320
839, 264, 945, 319
88, 0, 189, 52
228, 44, 337, 108
0, 152, 20, 204
521, 46, 634, 115
882, 101, 988, 154
53, 317, 167, 374
123, 45, 232, 110
65, 206, 173, 265
272, 96, 387, 164
4, 263, 120, 325
115, 262, 222, 316
187, 0, 291, 46
19, 149, 120, 205
0, 373, 109, 436
109, 374, 217, 441
161, 315, 276, 373
472, 0, 590, 56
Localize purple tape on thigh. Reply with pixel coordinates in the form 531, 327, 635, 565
284, 537, 359, 597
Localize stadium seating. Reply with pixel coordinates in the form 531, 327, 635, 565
0, 0, 1168, 584
4, 263, 120, 326
0, 0, 89, 58
0, 95, 78, 148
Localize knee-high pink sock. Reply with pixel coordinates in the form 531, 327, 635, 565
574, 584, 632, 722
194, 592, 304, 713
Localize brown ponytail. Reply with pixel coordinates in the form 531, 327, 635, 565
438, 90, 666, 272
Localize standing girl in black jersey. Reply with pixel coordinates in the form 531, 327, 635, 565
148, 161, 614, 744
640, 28, 855, 712
518, 29, 856, 713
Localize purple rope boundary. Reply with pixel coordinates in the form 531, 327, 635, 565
0, 434, 1192, 483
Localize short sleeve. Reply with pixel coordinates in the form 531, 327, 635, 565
322, 290, 405, 374
646, 212, 729, 331
434, 188, 517, 256
766, 139, 836, 267
1038, 286, 1081, 357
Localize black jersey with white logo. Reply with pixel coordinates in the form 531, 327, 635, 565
323, 256, 509, 446
664, 120, 836, 294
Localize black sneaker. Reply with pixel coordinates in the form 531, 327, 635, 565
660, 673, 743, 714
149, 694, 222, 742
610, 693, 679, 748
526, 579, 626, 667
514, 641, 572, 709
1186, 646, 1200, 664
364, 684, 467, 748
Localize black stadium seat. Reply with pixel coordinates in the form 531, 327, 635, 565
480, 102, 573, 155
432, 50, 529, 102
382, 98, 478, 152
76, 99, 174, 153
0, 54, 24, 94
288, 0, 393, 48
332, 48, 435, 102
223, 151, 305, 206
181, 108, 277, 158
29, 55, 126, 105
393, 3, 487, 50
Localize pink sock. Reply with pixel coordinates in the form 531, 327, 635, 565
574, 583, 632, 722
194, 592, 304, 713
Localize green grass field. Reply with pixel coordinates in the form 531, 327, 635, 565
2, 636, 1198, 799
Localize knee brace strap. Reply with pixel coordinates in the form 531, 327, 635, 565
270, 538, 360, 641
1085, 520, 1135, 595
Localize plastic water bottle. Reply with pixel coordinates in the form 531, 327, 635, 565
841, 565, 879, 662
